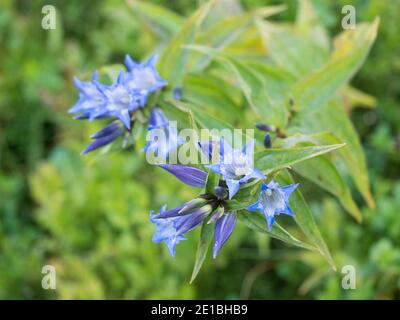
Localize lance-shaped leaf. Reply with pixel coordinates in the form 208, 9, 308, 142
184, 45, 287, 128
159, 0, 215, 87
289, 98, 375, 208
254, 144, 345, 174
290, 19, 379, 113
276, 133, 362, 222
205, 168, 219, 195
191, 5, 286, 71
256, 20, 329, 78
190, 221, 213, 283
238, 211, 316, 251
276, 170, 336, 270
127, 0, 183, 38
294, 157, 362, 222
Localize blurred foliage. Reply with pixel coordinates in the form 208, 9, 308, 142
0, 0, 399, 299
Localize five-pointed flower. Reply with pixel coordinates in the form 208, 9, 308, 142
124, 54, 167, 95
151, 201, 213, 257
150, 205, 187, 257
205, 138, 264, 199
247, 180, 298, 230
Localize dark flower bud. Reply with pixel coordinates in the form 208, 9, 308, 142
255, 123, 272, 132
263, 133, 272, 149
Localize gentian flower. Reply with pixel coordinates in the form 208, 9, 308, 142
81, 121, 124, 155
143, 107, 184, 161
151, 202, 213, 257
150, 205, 187, 257
69, 72, 140, 129
124, 54, 167, 95
205, 138, 264, 199
247, 180, 298, 230
90, 72, 142, 129
69, 72, 106, 118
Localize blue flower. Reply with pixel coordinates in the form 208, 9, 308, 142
69, 72, 141, 129
124, 54, 167, 95
206, 138, 264, 199
81, 121, 124, 155
151, 203, 213, 257
69, 72, 106, 117
91, 73, 141, 129
150, 205, 187, 257
143, 107, 184, 161
247, 181, 298, 230
69, 54, 167, 134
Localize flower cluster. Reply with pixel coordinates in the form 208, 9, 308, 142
69, 55, 172, 155
151, 140, 298, 257
69, 54, 300, 261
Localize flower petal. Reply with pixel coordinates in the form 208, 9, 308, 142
226, 179, 240, 199
213, 213, 237, 258
247, 201, 260, 212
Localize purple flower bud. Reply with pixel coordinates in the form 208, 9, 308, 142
81, 123, 124, 155
173, 87, 183, 100
263, 133, 272, 148
255, 123, 272, 132
213, 213, 237, 258
159, 164, 207, 188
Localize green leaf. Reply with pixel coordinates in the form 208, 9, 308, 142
167, 99, 236, 133
256, 21, 329, 78
341, 85, 377, 110
224, 59, 288, 128
254, 144, 345, 174
289, 99, 375, 208
276, 170, 336, 270
184, 45, 287, 127
159, 0, 215, 87
190, 221, 213, 283
182, 74, 241, 122
127, 0, 183, 38
277, 133, 362, 222
295, 157, 362, 222
205, 169, 219, 195
191, 5, 286, 70
290, 19, 379, 113
238, 211, 316, 251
